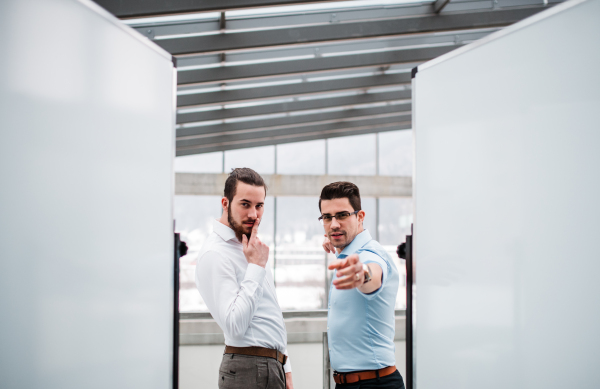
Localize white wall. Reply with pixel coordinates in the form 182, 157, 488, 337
0, 0, 175, 388
413, 0, 600, 388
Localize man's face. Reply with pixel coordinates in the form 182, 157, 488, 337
320, 197, 365, 250
225, 182, 266, 242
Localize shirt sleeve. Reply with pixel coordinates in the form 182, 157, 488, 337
358, 250, 389, 299
283, 349, 292, 373
195, 250, 266, 339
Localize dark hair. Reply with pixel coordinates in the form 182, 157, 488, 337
319, 181, 361, 212
224, 168, 267, 202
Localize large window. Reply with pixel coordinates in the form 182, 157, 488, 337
175, 130, 412, 311
328, 134, 376, 175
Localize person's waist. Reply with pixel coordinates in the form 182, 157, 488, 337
224, 345, 287, 365
223, 333, 286, 351
329, 346, 396, 373
333, 366, 397, 384
327, 331, 395, 348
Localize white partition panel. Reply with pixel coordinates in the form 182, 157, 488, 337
413, 0, 600, 388
0, 0, 175, 388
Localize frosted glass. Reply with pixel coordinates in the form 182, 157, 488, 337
225, 145, 275, 174
379, 130, 413, 176
276, 140, 326, 175
0, 0, 174, 388
275, 197, 325, 310
174, 152, 223, 173
413, 0, 600, 388
328, 134, 376, 175
379, 197, 412, 246
361, 197, 377, 239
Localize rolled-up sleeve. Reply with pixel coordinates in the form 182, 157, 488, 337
358, 250, 389, 299
195, 251, 266, 339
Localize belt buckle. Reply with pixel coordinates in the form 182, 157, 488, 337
333, 372, 345, 384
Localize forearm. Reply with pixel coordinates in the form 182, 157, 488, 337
222, 264, 266, 338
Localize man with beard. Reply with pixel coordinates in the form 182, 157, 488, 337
319, 181, 403, 389
195, 168, 293, 389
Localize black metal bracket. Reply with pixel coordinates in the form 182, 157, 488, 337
397, 224, 413, 389
411, 66, 419, 79
173, 232, 187, 389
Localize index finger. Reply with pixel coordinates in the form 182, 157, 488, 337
346, 254, 360, 264
328, 259, 344, 270
250, 217, 260, 239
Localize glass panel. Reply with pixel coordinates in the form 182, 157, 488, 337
328, 134, 376, 176
224, 145, 275, 174
378, 197, 413, 245
260, 196, 276, 276
378, 197, 413, 309
361, 196, 377, 238
276, 140, 326, 175
175, 195, 221, 312
378, 130, 413, 176
174, 151, 223, 173
275, 196, 326, 310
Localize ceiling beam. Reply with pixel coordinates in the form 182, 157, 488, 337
177, 72, 411, 107
178, 45, 454, 85
92, 0, 343, 18
177, 89, 410, 124
176, 104, 411, 139
433, 0, 452, 13
160, 7, 548, 55
177, 114, 409, 149
176, 122, 410, 155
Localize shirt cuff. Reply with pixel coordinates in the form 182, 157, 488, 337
244, 263, 266, 284
283, 355, 292, 373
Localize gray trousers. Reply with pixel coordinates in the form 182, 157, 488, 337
218, 353, 286, 389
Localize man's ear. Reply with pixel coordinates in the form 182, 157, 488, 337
221, 197, 228, 213
358, 210, 366, 224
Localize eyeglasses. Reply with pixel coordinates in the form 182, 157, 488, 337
318, 210, 360, 225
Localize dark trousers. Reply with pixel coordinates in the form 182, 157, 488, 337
218, 353, 286, 389
335, 370, 405, 389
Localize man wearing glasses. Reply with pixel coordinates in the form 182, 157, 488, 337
319, 181, 403, 388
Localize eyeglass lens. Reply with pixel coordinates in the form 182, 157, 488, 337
322, 212, 351, 223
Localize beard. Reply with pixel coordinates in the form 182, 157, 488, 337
328, 229, 349, 249
228, 203, 253, 242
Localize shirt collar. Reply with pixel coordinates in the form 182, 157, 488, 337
337, 229, 372, 258
212, 219, 238, 243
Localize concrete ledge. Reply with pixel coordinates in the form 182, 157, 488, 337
175, 173, 412, 197
179, 312, 406, 345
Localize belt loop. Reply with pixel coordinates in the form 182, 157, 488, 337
376, 370, 380, 382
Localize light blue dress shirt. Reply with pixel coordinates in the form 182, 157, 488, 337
327, 229, 399, 372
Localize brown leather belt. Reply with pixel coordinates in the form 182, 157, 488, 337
333, 365, 397, 384
224, 346, 287, 365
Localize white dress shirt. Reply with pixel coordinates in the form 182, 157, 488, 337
195, 219, 291, 373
